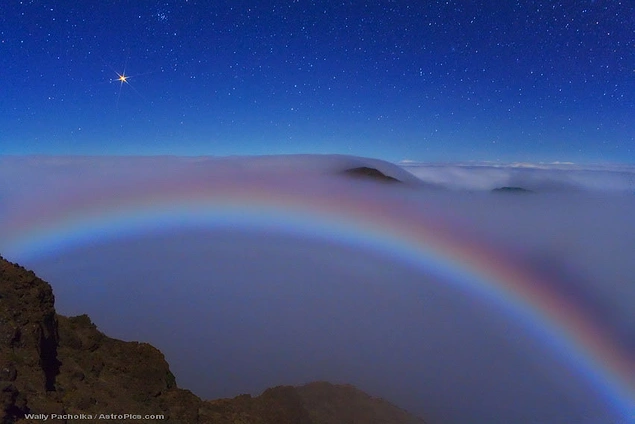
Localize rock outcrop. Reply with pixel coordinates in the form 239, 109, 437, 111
0, 257, 60, 422
0, 256, 426, 424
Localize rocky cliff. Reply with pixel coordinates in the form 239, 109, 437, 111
0, 256, 426, 424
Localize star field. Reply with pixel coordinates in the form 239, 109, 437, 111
1, 1, 633, 162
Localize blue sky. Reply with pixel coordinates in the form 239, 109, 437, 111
1, 1, 633, 163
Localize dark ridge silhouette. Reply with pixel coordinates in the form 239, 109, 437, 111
341, 167, 402, 183
0, 255, 427, 424
491, 186, 535, 194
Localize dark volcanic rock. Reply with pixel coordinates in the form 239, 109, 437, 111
0, 257, 61, 423
491, 186, 535, 194
297, 382, 425, 424
0, 256, 427, 424
54, 314, 201, 423
341, 167, 401, 183
202, 383, 426, 424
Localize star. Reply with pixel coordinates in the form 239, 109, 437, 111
110, 67, 147, 108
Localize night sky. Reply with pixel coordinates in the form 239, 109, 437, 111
1, 1, 633, 163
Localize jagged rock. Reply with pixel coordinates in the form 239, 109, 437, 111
0, 257, 61, 423
0, 256, 427, 423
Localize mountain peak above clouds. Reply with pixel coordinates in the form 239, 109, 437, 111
341, 166, 402, 183
491, 186, 535, 194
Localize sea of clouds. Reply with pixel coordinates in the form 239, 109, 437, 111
399, 159, 635, 192
0, 155, 633, 424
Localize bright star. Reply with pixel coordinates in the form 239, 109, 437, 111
111, 68, 146, 108
102, 53, 155, 108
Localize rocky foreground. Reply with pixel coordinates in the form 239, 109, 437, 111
0, 256, 426, 424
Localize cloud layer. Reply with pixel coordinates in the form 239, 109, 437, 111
399, 161, 635, 192
0, 155, 633, 424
